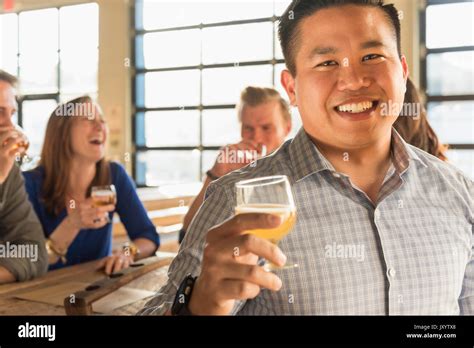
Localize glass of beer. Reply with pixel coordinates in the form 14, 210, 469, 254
91, 185, 117, 222
235, 175, 297, 271
3, 125, 39, 171
91, 185, 117, 206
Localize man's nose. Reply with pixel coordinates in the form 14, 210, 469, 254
0, 115, 14, 128
253, 128, 264, 143
337, 62, 371, 91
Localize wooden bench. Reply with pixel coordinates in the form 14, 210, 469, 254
112, 195, 195, 252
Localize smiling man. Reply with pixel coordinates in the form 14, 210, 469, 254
139, 0, 473, 315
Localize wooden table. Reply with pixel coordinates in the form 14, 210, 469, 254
0, 253, 174, 315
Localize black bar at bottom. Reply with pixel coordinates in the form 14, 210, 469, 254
0, 315, 473, 346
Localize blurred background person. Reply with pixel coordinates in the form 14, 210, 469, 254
179, 86, 292, 243
0, 70, 48, 283
394, 77, 448, 161
23, 96, 159, 275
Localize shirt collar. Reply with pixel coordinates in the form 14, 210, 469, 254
289, 126, 427, 183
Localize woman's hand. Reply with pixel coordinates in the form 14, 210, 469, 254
67, 197, 115, 230
100, 250, 134, 275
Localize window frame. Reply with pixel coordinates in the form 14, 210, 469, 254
132, 0, 287, 187
420, 0, 474, 152
1, 4, 99, 141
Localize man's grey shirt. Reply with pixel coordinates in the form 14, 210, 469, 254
139, 128, 473, 315
0, 164, 48, 281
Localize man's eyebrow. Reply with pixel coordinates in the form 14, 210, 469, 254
308, 46, 338, 59
360, 40, 386, 49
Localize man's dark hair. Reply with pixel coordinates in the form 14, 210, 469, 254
0, 69, 18, 88
278, 0, 402, 76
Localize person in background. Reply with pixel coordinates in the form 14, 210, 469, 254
179, 86, 292, 243
394, 77, 448, 161
23, 96, 159, 274
0, 70, 48, 283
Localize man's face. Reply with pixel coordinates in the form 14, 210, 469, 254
240, 100, 291, 153
0, 81, 17, 128
282, 5, 409, 150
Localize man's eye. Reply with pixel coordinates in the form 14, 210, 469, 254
317, 60, 338, 67
362, 54, 383, 62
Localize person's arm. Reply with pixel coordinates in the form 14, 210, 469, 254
114, 163, 159, 255
0, 266, 16, 284
458, 224, 474, 314
46, 199, 113, 265
0, 165, 48, 283
137, 182, 234, 315
458, 177, 474, 314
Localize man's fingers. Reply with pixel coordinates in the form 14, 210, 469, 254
232, 234, 286, 267
207, 213, 281, 244
222, 263, 283, 291
214, 280, 261, 302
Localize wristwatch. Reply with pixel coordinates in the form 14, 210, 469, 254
171, 274, 197, 315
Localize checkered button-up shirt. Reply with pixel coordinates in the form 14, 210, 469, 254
139, 128, 474, 315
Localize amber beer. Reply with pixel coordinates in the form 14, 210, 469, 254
91, 190, 117, 207
235, 204, 296, 244
11, 140, 30, 153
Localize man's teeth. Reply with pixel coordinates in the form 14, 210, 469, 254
337, 101, 374, 113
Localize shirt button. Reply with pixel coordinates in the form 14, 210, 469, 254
332, 173, 341, 178
388, 268, 396, 278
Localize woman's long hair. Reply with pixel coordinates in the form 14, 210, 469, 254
393, 78, 448, 161
39, 96, 111, 215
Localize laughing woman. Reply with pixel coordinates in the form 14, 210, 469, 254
23, 96, 159, 274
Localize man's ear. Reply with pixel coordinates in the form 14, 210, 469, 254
400, 55, 409, 83
281, 69, 297, 106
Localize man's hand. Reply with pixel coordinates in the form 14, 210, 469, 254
0, 126, 23, 184
67, 197, 115, 230
188, 213, 286, 315
211, 140, 265, 178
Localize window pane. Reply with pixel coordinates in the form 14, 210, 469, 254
427, 52, 474, 96
202, 109, 241, 146
428, 101, 474, 145
60, 49, 98, 95
203, 22, 273, 64
274, 0, 292, 16
60, 4, 98, 50
202, 65, 273, 105
426, 3, 474, 49
136, 150, 200, 185
202, 150, 219, 175
447, 149, 474, 180
59, 4, 99, 94
137, 110, 200, 147
143, 30, 201, 69
0, 14, 18, 75
142, 1, 202, 30
201, 1, 273, 23
142, 70, 200, 108
21, 99, 57, 156
19, 9, 59, 94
